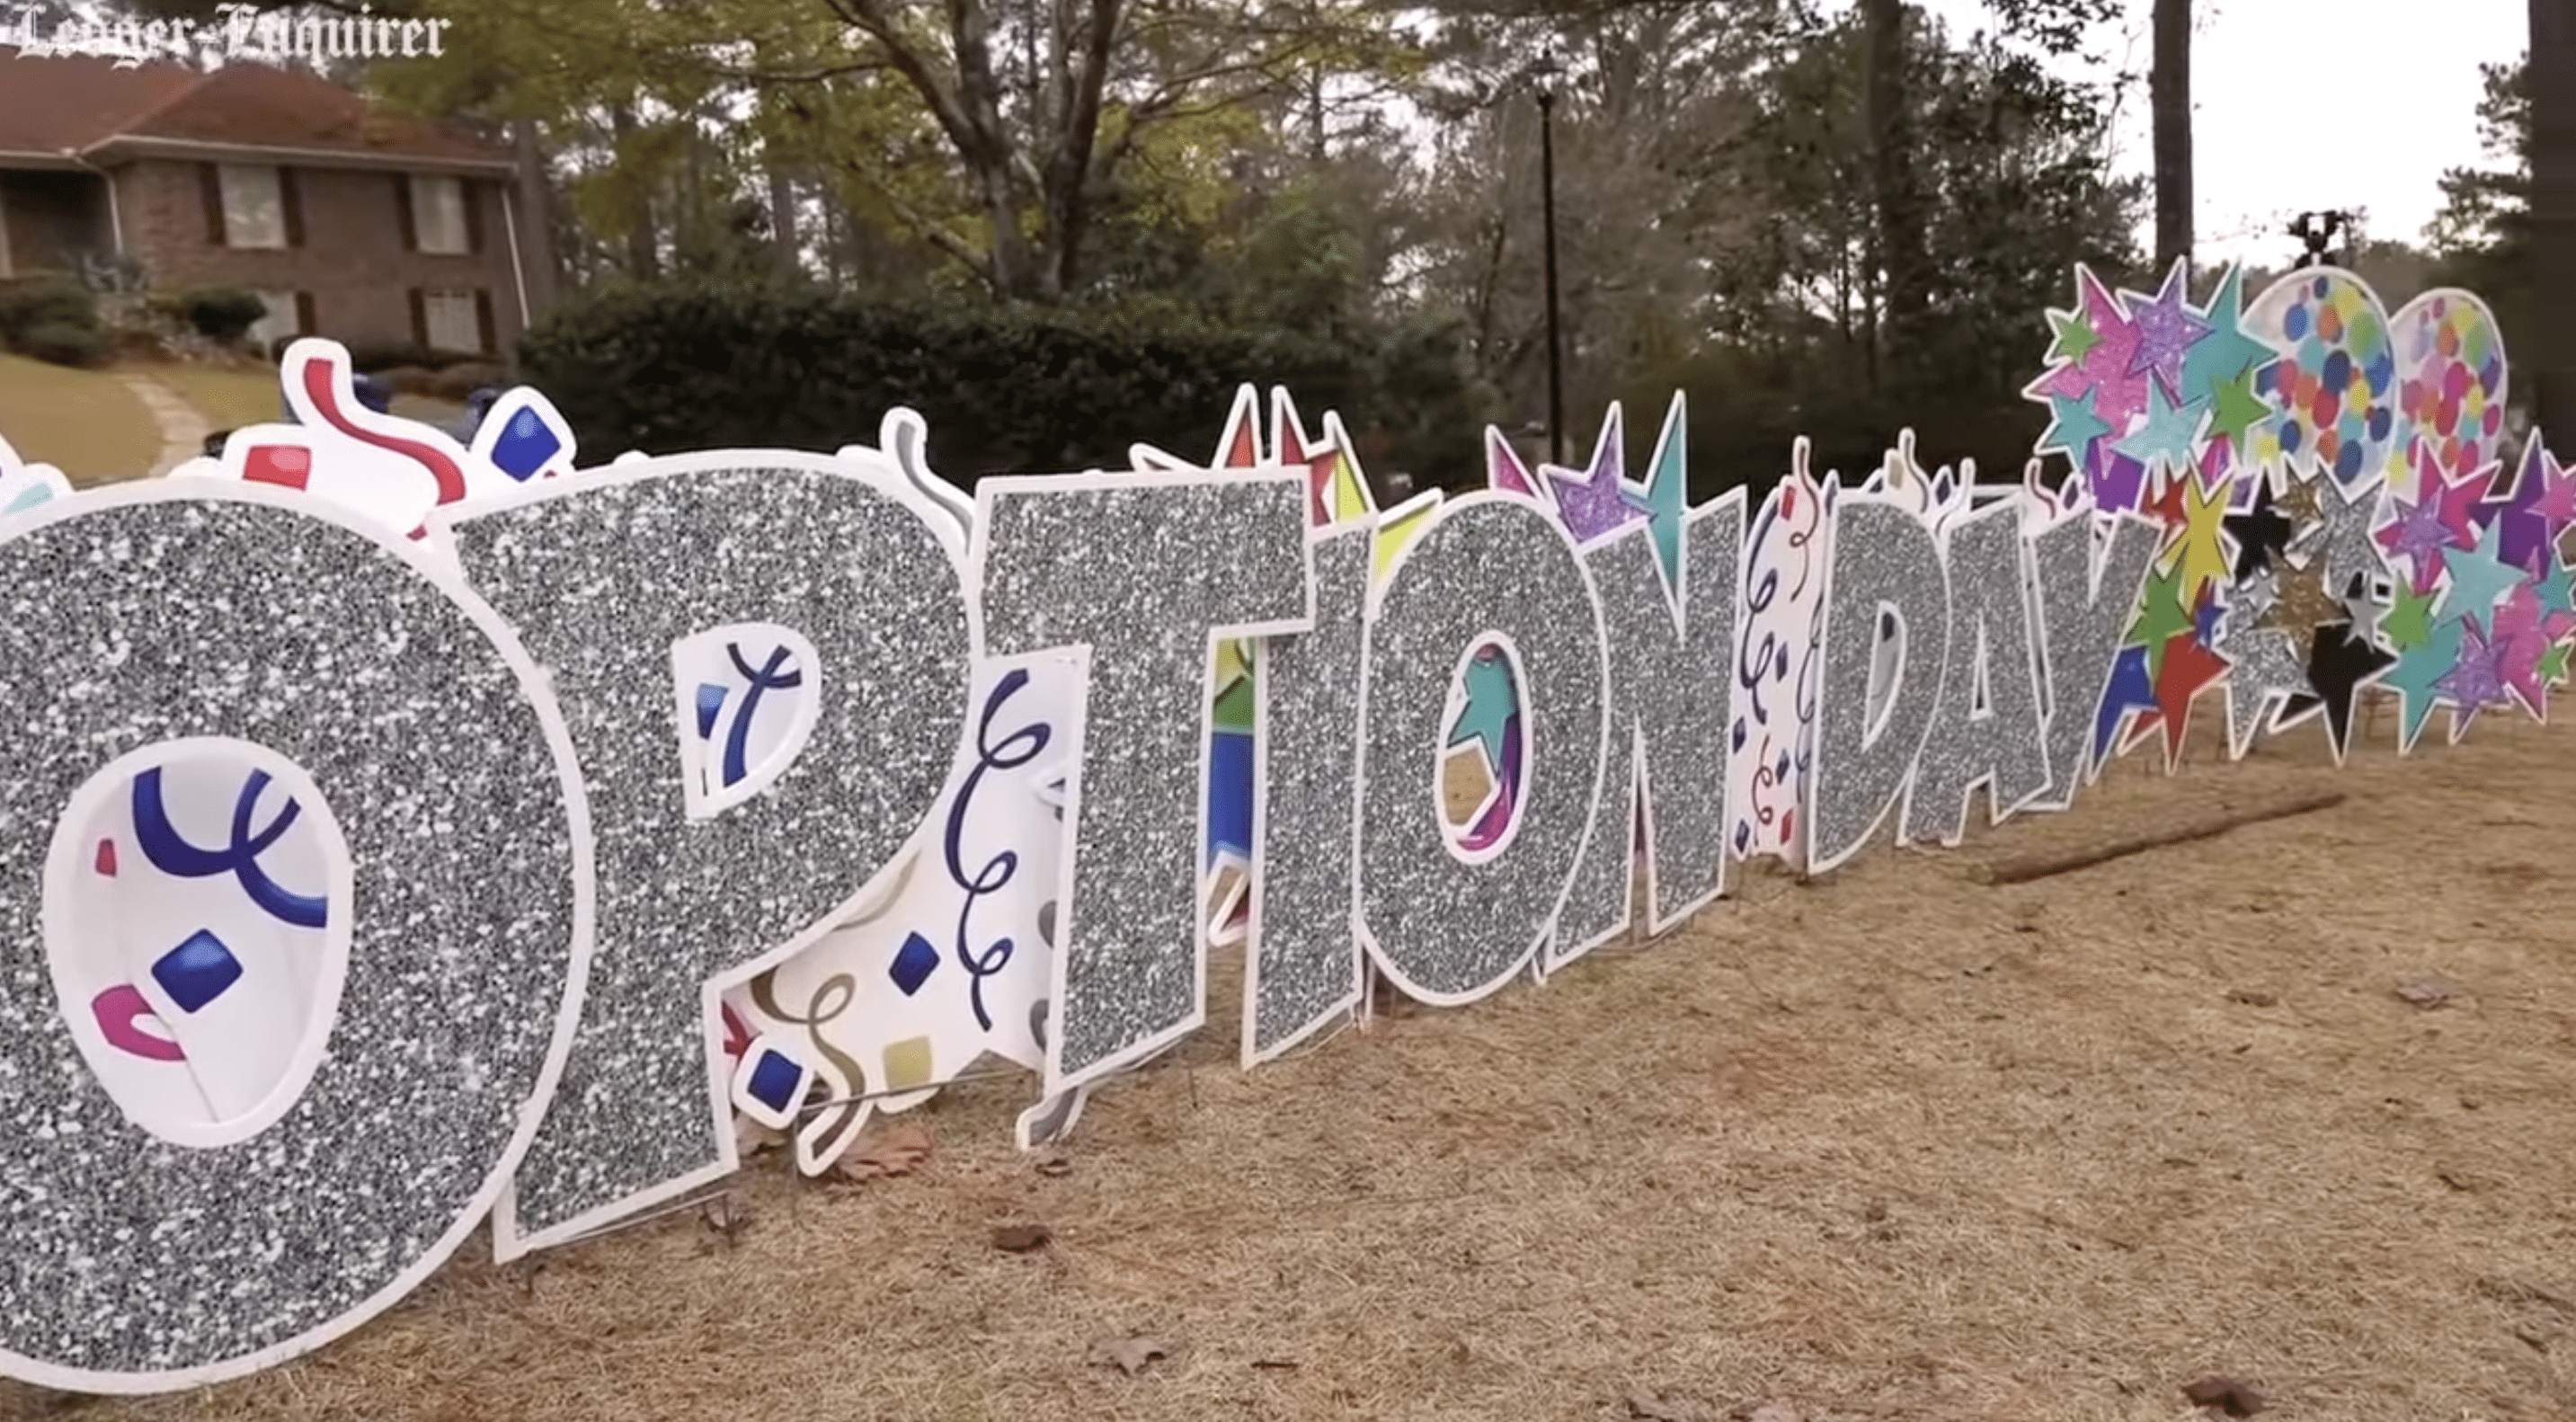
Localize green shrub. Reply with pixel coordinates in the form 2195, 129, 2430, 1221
0, 273, 100, 348
518, 279, 1491, 487
179, 289, 269, 342
18, 320, 109, 368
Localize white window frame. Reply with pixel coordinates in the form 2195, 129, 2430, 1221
422, 289, 479, 352
409, 173, 468, 255
246, 289, 300, 350
218, 164, 287, 249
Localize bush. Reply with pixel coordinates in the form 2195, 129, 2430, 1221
18, 320, 109, 368
0, 273, 100, 350
518, 279, 1493, 487
178, 289, 268, 343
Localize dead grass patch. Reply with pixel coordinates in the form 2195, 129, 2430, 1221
28, 711, 2576, 1421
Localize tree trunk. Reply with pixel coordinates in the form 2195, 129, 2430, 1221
2533, 0, 2576, 447
1861, 0, 1930, 393
2151, 0, 2194, 277
511, 119, 562, 315
608, 102, 658, 280
768, 154, 801, 279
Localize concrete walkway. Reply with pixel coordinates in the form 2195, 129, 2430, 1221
112, 373, 212, 476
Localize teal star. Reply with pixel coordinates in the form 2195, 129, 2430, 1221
1643, 393, 1689, 597
2432, 517, 2528, 630
2040, 393, 2113, 466
1446, 650, 1519, 768
2114, 379, 2204, 473
2534, 556, 2576, 618
2380, 619, 2465, 751
2181, 265, 2277, 404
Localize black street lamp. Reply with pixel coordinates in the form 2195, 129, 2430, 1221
1531, 49, 1567, 467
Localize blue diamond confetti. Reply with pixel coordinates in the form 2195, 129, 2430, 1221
890, 931, 939, 996
694, 682, 727, 739
744, 1047, 805, 1114
152, 929, 243, 1014
492, 407, 564, 481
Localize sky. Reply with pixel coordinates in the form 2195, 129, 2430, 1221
1921, 0, 2527, 265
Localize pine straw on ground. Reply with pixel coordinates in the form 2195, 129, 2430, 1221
23, 707, 2576, 1422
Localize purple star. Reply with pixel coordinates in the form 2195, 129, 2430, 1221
2124, 262, 2216, 407
1541, 406, 1650, 545
2085, 448, 2149, 514
2434, 619, 2511, 730
2476, 438, 2556, 575
2375, 489, 2454, 588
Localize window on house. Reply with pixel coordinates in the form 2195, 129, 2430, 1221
246, 289, 301, 350
422, 289, 480, 352
218, 164, 287, 249
410, 174, 468, 254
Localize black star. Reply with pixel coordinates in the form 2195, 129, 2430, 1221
2223, 475, 2296, 581
2278, 619, 2395, 760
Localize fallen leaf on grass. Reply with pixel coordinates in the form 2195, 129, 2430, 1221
733, 1115, 788, 1158
832, 1123, 932, 1183
2181, 1375, 2266, 1417
1088, 1334, 1174, 1374
1622, 1388, 1709, 1421
2394, 977, 2456, 1009
991, 1223, 1053, 1253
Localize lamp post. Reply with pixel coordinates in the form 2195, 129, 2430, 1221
1532, 49, 1567, 467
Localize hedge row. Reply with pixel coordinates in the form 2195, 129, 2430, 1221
517, 280, 1489, 486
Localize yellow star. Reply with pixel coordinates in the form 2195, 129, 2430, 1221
2172, 465, 2237, 599
1371, 491, 1443, 578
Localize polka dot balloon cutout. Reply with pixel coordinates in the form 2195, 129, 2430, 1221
2244, 269, 2400, 490
2389, 289, 2509, 489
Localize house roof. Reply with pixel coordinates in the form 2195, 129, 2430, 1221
0, 47, 198, 164
0, 47, 511, 173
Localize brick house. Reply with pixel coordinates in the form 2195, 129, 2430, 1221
0, 46, 534, 357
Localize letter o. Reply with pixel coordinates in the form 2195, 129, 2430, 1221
0, 483, 590, 1392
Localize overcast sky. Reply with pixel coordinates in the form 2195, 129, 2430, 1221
1920, 0, 2527, 265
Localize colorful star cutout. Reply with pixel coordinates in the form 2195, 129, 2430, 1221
2115, 378, 2204, 473
2123, 260, 2216, 405
1447, 648, 1520, 769
1541, 404, 1654, 546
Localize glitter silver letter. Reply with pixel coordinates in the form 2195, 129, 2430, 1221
445, 454, 972, 1257
1358, 494, 1608, 1002
1899, 494, 2053, 845
1806, 495, 1952, 875
0, 483, 589, 1390
1549, 494, 1745, 969
1243, 522, 1371, 1063
2026, 507, 2161, 810
972, 470, 1312, 1093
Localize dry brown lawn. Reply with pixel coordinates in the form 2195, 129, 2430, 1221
22, 702, 2576, 1422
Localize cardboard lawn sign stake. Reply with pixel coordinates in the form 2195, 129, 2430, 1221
444, 449, 978, 1258
0, 478, 594, 1392
968, 468, 1313, 1098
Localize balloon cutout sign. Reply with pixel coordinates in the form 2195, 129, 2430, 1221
1, 264, 2569, 1392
